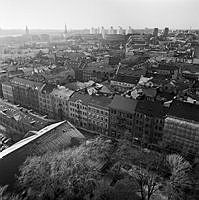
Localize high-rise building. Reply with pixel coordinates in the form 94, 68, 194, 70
90, 27, 98, 34
127, 26, 133, 34
163, 27, 169, 37
118, 26, 124, 35
64, 24, 67, 34
101, 26, 105, 39
109, 26, 114, 34
153, 28, 158, 37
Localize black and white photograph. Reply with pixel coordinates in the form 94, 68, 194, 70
0, 0, 198, 199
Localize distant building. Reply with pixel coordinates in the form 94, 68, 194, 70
25, 25, 29, 35
117, 26, 125, 35
147, 62, 180, 79
127, 26, 133, 34
101, 26, 106, 39
0, 121, 85, 187
153, 28, 158, 37
163, 27, 169, 37
82, 62, 116, 82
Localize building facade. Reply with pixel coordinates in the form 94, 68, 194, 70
109, 95, 136, 138
163, 100, 199, 156
38, 84, 56, 118
2, 82, 14, 103
11, 77, 44, 112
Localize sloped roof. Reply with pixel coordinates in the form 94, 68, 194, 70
168, 100, 199, 122
11, 77, 44, 90
109, 95, 137, 114
0, 121, 85, 159
135, 100, 167, 118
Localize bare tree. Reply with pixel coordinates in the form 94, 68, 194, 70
166, 154, 193, 200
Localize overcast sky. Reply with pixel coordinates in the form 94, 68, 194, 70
0, 0, 198, 30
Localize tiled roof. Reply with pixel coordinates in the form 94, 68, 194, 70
0, 121, 85, 159
168, 100, 199, 122
69, 91, 92, 105
135, 100, 167, 118
158, 63, 179, 71
114, 75, 140, 84
109, 95, 137, 114
40, 83, 56, 94
11, 77, 44, 90
70, 90, 111, 108
0, 99, 52, 128
88, 95, 112, 108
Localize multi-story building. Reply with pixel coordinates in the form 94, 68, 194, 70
2, 82, 14, 103
51, 86, 74, 120
109, 95, 167, 143
111, 62, 147, 92
69, 91, 90, 129
0, 99, 53, 142
87, 96, 111, 135
163, 100, 199, 156
38, 83, 56, 118
109, 95, 137, 138
11, 77, 44, 112
69, 90, 111, 134
82, 62, 116, 82
134, 100, 166, 144
147, 63, 180, 80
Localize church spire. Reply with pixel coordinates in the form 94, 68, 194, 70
25, 25, 29, 35
64, 24, 67, 34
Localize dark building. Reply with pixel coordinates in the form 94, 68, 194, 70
163, 27, 169, 37
109, 95, 167, 144
153, 28, 158, 37
109, 95, 137, 138
134, 100, 167, 144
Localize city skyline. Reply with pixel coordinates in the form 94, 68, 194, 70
0, 0, 198, 30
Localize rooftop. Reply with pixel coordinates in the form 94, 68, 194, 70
11, 77, 44, 90
168, 100, 199, 122
135, 100, 167, 118
0, 99, 53, 128
51, 86, 74, 100
0, 121, 85, 159
109, 95, 137, 114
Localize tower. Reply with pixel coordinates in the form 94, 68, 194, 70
25, 25, 29, 35
153, 28, 158, 37
64, 24, 67, 34
163, 27, 169, 37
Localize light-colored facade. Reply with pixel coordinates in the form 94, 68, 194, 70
87, 104, 109, 135
2, 82, 14, 103
163, 117, 199, 154
69, 99, 88, 128
38, 84, 55, 118
51, 86, 74, 120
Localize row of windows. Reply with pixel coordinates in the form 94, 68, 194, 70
70, 102, 87, 110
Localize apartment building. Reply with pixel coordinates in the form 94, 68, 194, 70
163, 100, 199, 156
